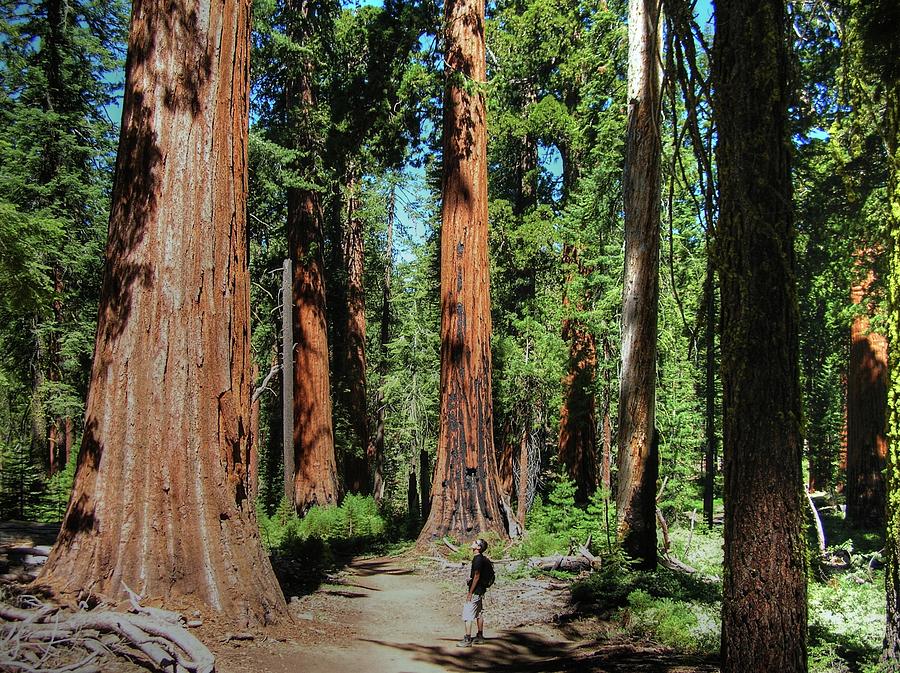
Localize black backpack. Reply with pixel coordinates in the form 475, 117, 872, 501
481, 557, 495, 590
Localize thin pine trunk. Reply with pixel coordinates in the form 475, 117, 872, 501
372, 186, 394, 503
703, 254, 717, 528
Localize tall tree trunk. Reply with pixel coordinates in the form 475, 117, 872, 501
617, 0, 662, 570
515, 423, 529, 523
703, 253, 717, 527
601, 335, 612, 493
39, 0, 287, 624
559, 244, 599, 506
63, 416, 73, 467
281, 258, 295, 504
250, 360, 260, 501
869, 0, 900, 658
498, 417, 515, 496
340, 169, 370, 494
286, 0, 338, 512
713, 0, 807, 669
418, 0, 512, 542
419, 448, 431, 522
846, 259, 888, 528
558, 139, 598, 507
372, 185, 394, 503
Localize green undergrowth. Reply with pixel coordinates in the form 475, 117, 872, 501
808, 568, 884, 672
511, 476, 617, 562
258, 494, 412, 564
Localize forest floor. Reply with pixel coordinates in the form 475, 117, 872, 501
1, 523, 721, 673
207, 552, 721, 673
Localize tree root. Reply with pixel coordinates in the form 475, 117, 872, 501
0, 595, 215, 673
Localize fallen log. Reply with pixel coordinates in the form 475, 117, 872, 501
526, 555, 593, 573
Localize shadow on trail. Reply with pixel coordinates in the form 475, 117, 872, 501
271, 547, 412, 599
362, 629, 575, 672
351, 558, 416, 577
362, 632, 720, 673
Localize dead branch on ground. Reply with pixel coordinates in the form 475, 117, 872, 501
0, 594, 214, 673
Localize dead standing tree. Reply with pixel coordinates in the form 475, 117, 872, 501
417, 0, 517, 543
39, 0, 288, 625
617, 0, 663, 570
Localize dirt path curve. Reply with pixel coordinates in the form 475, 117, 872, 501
214, 556, 579, 673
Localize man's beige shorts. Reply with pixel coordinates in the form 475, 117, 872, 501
462, 594, 484, 621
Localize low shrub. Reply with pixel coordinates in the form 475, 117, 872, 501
622, 589, 719, 654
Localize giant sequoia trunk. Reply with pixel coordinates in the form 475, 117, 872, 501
286, 0, 339, 512
713, 0, 807, 669
338, 171, 371, 494
288, 183, 339, 512
559, 243, 599, 506
616, 0, 662, 570
418, 0, 512, 543
39, 0, 287, 625
846, 260, 887, 528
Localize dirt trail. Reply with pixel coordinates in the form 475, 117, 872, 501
214, 556, 580, 673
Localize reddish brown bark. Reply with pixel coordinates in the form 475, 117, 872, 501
846, 261, 888, 527
616, 0, 662, 569
39, 0, 287, 625
497, 417, 515, 496
417, 0, 512, 542
286, 0, 339, 513
340, 171, 371, 494
713, 0, 808, 668
63, 417, 73, 467
559, 244, 599, 506
288, 186, 339, 512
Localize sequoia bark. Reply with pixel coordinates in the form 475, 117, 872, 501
39, 0, 287, 625
846, 259, 888, 528
286, 0, 339, 512
418, 0, 512, 542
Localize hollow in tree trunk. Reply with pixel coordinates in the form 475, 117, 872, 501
417, 0, 512, 542
713, 0, 808, 669
39, 0, 287, 625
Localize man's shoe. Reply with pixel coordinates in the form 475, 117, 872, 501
472, 634, 486, 644
456, 636, 473, 648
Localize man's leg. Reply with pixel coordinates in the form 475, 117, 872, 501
458, 601, 475, 647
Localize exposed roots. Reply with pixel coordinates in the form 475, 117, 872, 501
0, 594, 214, 673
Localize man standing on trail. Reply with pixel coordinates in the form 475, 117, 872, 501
458, 538, 492, 647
